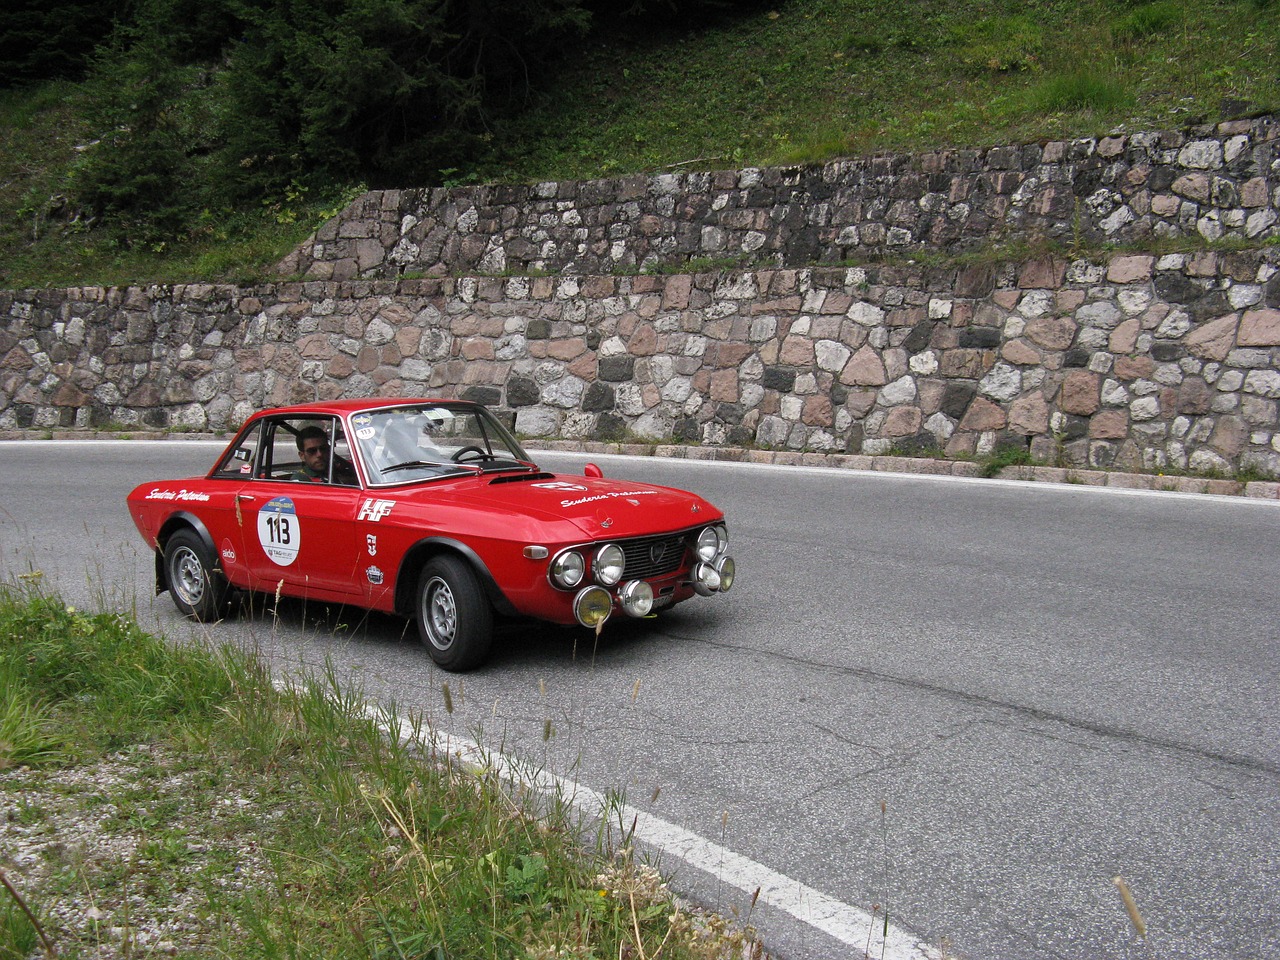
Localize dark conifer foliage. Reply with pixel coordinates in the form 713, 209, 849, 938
29, 0, 605, 242
0, 0, 132, 84
4, 0, 756, 243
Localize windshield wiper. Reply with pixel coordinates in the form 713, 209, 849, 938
478, 460, 539, 473
382, 459, 478, 475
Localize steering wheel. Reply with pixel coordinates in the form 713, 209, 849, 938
451, 445, 489, 463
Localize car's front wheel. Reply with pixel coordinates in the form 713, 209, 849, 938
163, 529, 228, 622
415, 556, 493, 671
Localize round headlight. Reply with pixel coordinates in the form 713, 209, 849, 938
619, 580, 654, 618
594, 543, 625, 586
714, 555, 735, 593
696, 527, 727, 563
696, 525, 724, 562
574, 586, 613, 628
551, 550, 585, 589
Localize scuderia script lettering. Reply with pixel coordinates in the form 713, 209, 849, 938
559, 490, 657, 508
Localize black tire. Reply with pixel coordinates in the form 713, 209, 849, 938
415, 555, 493, 671
163, 529, 228, 622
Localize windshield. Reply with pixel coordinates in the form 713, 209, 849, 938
351, 403, 535, 485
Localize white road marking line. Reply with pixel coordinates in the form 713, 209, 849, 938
375, 714, 941, 960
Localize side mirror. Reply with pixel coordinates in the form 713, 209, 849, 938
584, 462, 603, 479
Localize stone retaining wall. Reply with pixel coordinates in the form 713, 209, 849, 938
4, 248, 1279, 476
278, 115, 1279, 281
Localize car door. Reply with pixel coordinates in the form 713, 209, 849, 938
235, 415, 364, 601
201, 420, 263, 588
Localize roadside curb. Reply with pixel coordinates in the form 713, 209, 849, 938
525, 440, 1280, 500
4, 428, 1277, 500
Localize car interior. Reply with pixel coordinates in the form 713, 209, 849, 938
211, 417, 358, 485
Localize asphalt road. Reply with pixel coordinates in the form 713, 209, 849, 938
2, 439, 1277, 960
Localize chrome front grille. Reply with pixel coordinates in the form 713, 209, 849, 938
619, 532, 688, 580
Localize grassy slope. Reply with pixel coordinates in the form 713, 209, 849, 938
0, 588, 761, 959
490, 0, 1278, 180
0, 0, 1277, 288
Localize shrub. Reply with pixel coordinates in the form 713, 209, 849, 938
1112, 1, 1182, 43
947, 15, 1045, 74
1033, 71, 1132, 113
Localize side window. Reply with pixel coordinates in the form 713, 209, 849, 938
212, 423, 262, 478
267, 419, 315, 481
331, 421, 358, 487
259, 417, 359, 486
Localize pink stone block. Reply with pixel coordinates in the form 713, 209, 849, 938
1172, 173, 1210, 203
1059, 370, 1100, 415
959, 397, 1006, 430
1018, 256, 1070, 289
1024, 316, 1077, 351
1098, 136, 1127, 158
802, 395, 835, 426
1106, 255, 1155, 283
841, 345, 887, 386
1241, 178, 1270, 208
1187, 253, 1219, 277
1002, 339, 1042, 365
1238, 308, 1280, 346
1109, 318, 1141, 354
1088, 410, 1129, 439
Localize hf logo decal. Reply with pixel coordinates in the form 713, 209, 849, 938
532, 481, 588, 493
358, 499, 395, 522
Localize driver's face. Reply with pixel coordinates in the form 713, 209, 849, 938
301, 439, 330, 471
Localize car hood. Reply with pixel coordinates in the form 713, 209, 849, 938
403, 471, 719, 540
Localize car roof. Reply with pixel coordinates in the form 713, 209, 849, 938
253, 398, 476, 418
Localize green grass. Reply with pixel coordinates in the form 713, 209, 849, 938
1112, 1, 1184, 44
0, 0, 1276, 288
977, 442, 1037, 478
1031, 71, 1133, 114
488, 0, 1276, 178
0, 584, 761, 959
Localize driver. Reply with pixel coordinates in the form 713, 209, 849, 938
292, 426, 358, 484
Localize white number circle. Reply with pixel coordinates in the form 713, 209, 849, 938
257, 496, 301, 566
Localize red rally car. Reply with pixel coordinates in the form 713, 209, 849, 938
126, 399, 735, 670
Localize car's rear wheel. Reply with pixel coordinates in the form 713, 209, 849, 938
164, 529, 228, 622
415, 555, 493, 671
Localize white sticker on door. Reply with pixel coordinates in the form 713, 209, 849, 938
257, 496, 300, 566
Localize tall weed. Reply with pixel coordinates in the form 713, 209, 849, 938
1112, 1, 1182, 43
0, 663, 62, 770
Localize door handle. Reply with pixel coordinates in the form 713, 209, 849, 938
234, 493, 256, 528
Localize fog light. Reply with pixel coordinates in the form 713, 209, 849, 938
692, 561, 721, 596
619, 580, 654, 617
573, 586, 612, 628
714, 555, 735, 592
